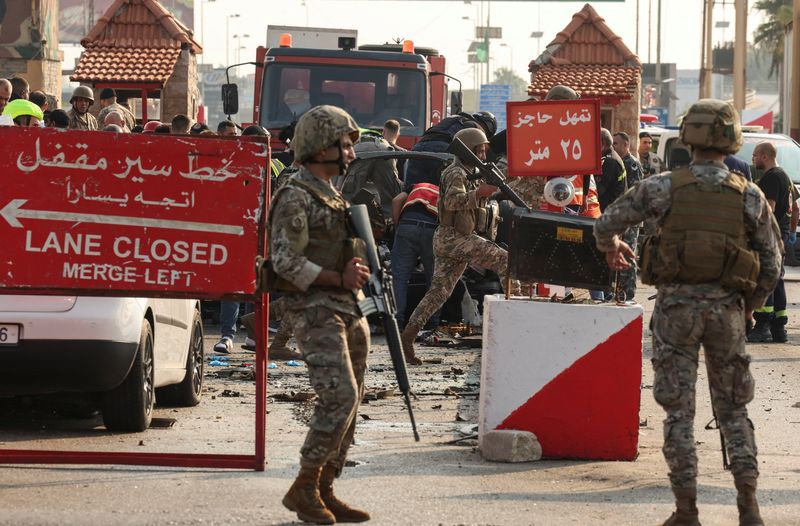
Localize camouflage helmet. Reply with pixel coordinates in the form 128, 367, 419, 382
454, 127, 489, 152
293, 105, 360, 163
679, 98, 742, 154
545, 85, 580, 101
70, 85, 94, 103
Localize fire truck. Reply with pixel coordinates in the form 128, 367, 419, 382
222, 26, 461, 159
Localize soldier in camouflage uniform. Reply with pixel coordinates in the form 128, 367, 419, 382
506, 168, 546, 209
595, 99, 781, 526
270, 105, 372, 524
66, 86, 98, 131
400, 127, 509, 365
639, 131, 664, 177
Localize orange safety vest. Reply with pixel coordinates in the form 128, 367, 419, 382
402, 182, 440, 216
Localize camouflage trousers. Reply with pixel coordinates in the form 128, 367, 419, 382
405, 226, 508, 331
241, 296, 293, 348
651, 292, 758, 489
269, 296, 293, 348
285, 306, 370, 472
618, 226, 639, 301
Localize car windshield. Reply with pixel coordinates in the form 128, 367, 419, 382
260, 64, 426, 135
733, 136, 800, 184
660, 132, 800, 184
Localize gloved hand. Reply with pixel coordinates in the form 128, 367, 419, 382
789, 232, 797, 245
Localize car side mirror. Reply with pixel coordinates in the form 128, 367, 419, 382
222, 83, 239, 115
450, 91, 463, 116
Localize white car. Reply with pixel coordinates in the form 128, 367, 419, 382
645, 127, 800, 182
0, 296, 204, 432
643, 126, 800, 263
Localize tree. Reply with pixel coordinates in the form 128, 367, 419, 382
492, 67, 528, 100
752, 0, 793, 78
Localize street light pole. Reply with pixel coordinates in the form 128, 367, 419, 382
199, 0, 216, 61
500, 43, 513, 71
485, 0, 491, 86
233, 33, 250, 64
226, 14, 240, 66
732, 0, 747, 113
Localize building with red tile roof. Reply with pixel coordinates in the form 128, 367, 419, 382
528, 3, 641, 143
71, 0, 202, 124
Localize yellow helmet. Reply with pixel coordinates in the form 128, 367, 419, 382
2, 99, 43, 121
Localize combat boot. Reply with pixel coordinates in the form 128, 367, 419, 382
769, 319, 788, 343
662, 487, 701, 526
319, 464, 370, 523
400, 324, 422, 365
746, 320, 772, 343
282, 466, 336, 524
269, 322, 302, 360
735, 476, 764, 526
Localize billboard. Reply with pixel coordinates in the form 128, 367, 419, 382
59, 0, 194, 44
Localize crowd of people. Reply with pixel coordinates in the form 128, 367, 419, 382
0, 79, 267, 140
3, 73, 793, 525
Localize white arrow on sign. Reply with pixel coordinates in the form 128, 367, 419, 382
1, 199, 244, 235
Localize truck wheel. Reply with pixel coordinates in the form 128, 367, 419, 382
101, 320, 155, 432
157, 310, 204, 407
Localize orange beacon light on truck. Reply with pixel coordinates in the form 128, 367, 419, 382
279, 33, 292, 48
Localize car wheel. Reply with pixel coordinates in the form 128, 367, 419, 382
101, 319, 155, 432
156, 309, 204, 407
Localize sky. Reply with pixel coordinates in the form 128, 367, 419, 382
195, 0, 767, 89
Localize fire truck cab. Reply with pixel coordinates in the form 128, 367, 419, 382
223, 28, 459, 158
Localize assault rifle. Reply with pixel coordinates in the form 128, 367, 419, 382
447, 137, 531, 211
348, 204, 420, 442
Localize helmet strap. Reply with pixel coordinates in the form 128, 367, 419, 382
305, 140, 347, 174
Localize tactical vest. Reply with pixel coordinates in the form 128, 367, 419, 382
438, 164, 483, 236
258, 175, 365, 293
639, 167, 760, 294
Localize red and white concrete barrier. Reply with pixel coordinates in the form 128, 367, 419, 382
479, 295, 644, 461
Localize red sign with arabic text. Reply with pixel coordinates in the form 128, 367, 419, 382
0, 127, 267, 299
506, 99, 602, 177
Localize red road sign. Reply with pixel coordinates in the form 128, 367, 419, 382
506, 99, 602, 177
0, 127, 267, 299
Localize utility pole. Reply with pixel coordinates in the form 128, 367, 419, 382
647, 0, 652, 63
699, 0, 714, 99
485, 0, 491, 86
655, 0, 662, 106
791, 0, 800, 140
732, 0, 747, 113
635, 0, 640, 56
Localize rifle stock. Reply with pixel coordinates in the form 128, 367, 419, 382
348, 204, 420, 442
447, 137, 531, 211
